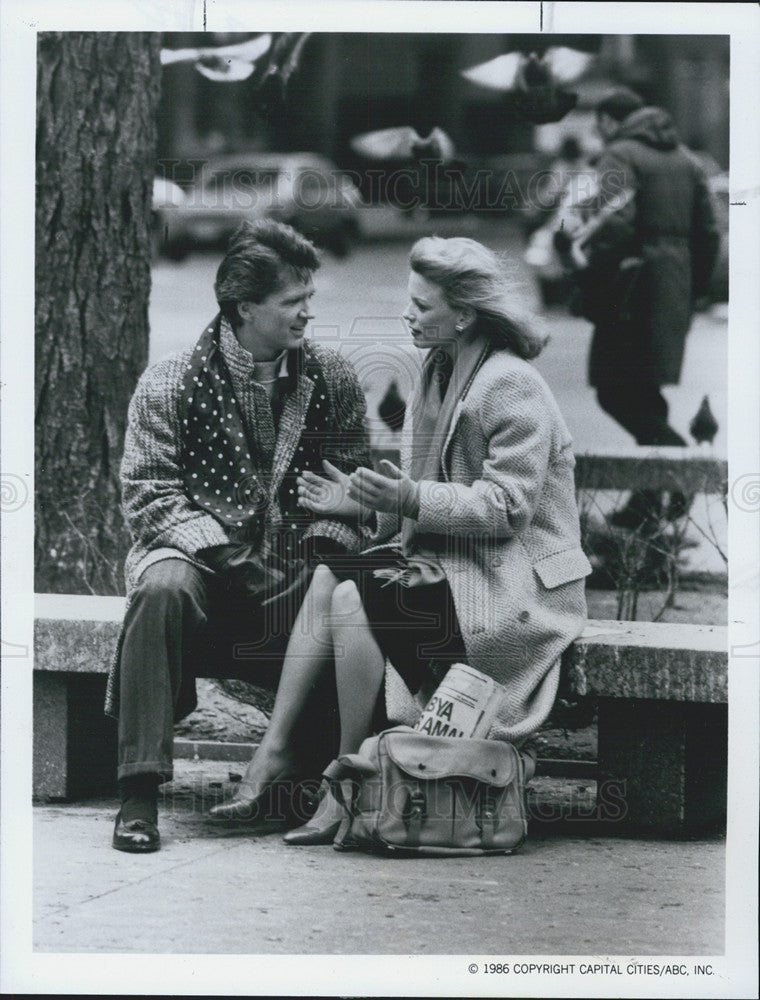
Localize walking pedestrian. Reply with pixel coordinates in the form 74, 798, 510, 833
567, 88, 719, 526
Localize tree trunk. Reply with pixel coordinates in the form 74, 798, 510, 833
36, 33, 161, 595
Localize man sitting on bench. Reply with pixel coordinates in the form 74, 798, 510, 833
107, 220, 370, 853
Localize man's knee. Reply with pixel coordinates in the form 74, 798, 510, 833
133, 559, 207, 615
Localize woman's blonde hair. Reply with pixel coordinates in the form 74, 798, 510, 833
409, 236, 548, 360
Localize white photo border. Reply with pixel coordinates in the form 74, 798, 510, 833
1, 1, 758, 996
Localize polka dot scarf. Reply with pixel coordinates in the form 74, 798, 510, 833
179, 315, 332, 550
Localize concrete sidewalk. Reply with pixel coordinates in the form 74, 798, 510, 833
34, 759, 725, 956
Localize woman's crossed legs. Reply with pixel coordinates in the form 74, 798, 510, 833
209, 564, 386, 819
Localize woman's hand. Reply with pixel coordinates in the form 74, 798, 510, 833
297, 459, 365, 518
347, 459, 419, 517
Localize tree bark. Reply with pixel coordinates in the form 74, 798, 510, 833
36, 33, 161, 595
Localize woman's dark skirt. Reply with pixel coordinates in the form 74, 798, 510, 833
320, 551, 467, 695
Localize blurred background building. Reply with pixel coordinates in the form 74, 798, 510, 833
154, 32, 728, 301
157, 33, 729, 172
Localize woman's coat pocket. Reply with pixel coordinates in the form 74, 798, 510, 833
532, 548, 593, 589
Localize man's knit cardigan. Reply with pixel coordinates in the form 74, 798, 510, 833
105, 325, 370, 717
120, 324, 371, 592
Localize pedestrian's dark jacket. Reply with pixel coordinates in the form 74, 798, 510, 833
584, 106, 719, 386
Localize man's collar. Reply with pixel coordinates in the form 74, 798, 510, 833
219, 317, 253, 378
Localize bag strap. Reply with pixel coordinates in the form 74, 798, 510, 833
327, 754, 378, 778
321, 762, 358, 846
521, 747, 537, 783
402, 781, 427, 848
324, 756, 382, 847
477, 786, 499, 850
331, 779, 356, 845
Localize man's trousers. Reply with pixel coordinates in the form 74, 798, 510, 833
596, 379, 687, 446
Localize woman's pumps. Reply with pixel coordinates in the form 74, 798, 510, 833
209, 777, 286, 821
283, 780, 345, 845
209, 753, 299, 821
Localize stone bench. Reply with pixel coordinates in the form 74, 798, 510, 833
34, 595, 126, 802
33, 594, 727, 836
563, 619, 727, 835
573, 447, 727, 495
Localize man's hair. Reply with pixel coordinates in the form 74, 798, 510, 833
596, 88, 645, 123
215, 219, 320, 329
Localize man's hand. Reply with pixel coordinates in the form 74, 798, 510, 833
260, 562, 312, 609
297, 459, 366, 518
197, 543, 285, 598
260, 533, 349, 610
347, 460, 419, 517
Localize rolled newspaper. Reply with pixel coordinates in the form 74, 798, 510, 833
415, 663, 505, 739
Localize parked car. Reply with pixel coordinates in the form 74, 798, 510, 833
155, 152, 363, 260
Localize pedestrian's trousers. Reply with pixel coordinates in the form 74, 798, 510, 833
596, 381, 687, 446
116, 559, 338, 782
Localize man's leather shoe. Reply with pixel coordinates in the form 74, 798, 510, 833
112, 811, 160, 853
